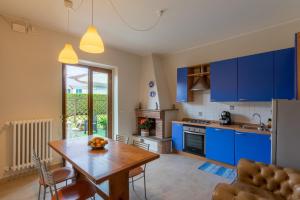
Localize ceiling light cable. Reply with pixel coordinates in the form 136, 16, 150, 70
64, 0, 165, 31
91, 0, 94, 25
106, 0, 165, 31
67, 8, 70, 32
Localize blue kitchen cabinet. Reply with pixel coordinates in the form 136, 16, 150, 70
235, 131, 271, 165
274, 48, 295, 100
238, 52, 274, 101
210, 58, 238, 101
172, 123, 183, 151
176, 67, 192, 102
206, 127, 235, 165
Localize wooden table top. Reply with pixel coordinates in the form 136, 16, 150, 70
49, 136, 160, 184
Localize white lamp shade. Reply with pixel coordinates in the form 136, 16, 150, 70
58, 43, 79, 64
80, 25, 104, 54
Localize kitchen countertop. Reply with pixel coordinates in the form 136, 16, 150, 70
172, 120, 271, 135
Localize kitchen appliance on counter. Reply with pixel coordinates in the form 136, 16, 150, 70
272, 100, 300, 169
219, 111, 231, 125
183, 125, 206, 156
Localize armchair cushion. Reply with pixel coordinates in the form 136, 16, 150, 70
212, 159, 300, 200
237, 159, 300, 200
213, 182, 284, 200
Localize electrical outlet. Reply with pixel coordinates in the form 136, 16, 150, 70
229, 105, 235, 110
198, 112, 203, 117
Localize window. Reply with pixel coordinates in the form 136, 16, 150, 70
76, 89, 82, 94
67, 89, 71, 94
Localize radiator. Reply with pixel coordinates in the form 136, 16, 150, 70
9, 119, 53, 171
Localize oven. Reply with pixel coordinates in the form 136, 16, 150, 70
183, 125, 206, 156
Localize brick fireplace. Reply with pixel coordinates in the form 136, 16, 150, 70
135, 109, 177, 138
134, 108, 178, 153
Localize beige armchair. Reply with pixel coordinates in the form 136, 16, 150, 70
212, 159, 300, 200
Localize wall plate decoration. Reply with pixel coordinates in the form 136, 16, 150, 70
148, 81, 155, 88
149, 91, 156, 97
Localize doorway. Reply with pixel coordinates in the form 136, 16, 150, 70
62, 64, 112, 139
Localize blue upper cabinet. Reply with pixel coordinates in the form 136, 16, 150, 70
210, 58, 238, 102
238, 52, 274, 101
206, 127, 235, 165
235, 131, 271, 165
274, 48, 295, 100
176, 67, 192, 102
171, 122, 183, 151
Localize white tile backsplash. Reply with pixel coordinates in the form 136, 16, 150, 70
178, 91, 272, 124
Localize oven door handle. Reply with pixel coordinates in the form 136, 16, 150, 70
184, 131, 205, 136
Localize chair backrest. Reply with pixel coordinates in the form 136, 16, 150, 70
133, 140, 150, 151
32, 152, 59, 199
32, 152, 45, 184
115, 134, 129, 144
41, 164, 60, 200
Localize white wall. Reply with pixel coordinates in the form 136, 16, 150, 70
138, 54, 173, 110
160, 19, 300, 124
139, 55, 160, 110
0, 19, 142, 178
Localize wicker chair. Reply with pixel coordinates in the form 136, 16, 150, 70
130, 140, 150, 199
32, 152, 76, 200
34, 153, 96, 200
115, 134, 129, 144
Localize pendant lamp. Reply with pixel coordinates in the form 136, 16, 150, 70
80, 0, 104, 53
58, 7, 78, 64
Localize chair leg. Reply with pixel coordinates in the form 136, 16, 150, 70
131, 177, 135, 191
49, 186, 53, 197
38, 184, 41, 200
143, 173, 147, 200
43, 186, 46, 200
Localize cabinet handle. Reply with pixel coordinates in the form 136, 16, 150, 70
214, 128, 221, 131
239, 98, 247, 101
236, 132, 246, 135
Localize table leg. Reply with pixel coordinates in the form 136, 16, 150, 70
109, 171, 129, 200
75, 168, 109, 200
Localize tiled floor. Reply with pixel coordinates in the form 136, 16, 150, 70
0, 154, 230, 200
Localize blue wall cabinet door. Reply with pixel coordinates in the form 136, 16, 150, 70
176, 67, 189, 102
206, 127, 235, 165
172, 123, 183, 151
274, 48, 295, 99
238, 52, 274, 101
176, 67, 193, 102
210, 58, 238, 101
235, 131, 271, 165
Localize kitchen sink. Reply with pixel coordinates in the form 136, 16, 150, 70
239, 124, 269, 131
240, 124, 260, 130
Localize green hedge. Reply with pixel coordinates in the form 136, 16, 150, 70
66, 94, 107, 117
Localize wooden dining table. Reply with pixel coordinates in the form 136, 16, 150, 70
49, 136, 160, 200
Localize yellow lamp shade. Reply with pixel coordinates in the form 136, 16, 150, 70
58, 43, 79, 64
80, 25, 104, 54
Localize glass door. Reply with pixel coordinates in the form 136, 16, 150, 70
62, 65, 112, 139
91, 70, 112, 137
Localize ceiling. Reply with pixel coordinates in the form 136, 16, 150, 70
1, 0, 300, 55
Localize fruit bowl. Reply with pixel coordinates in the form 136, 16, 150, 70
88, 137, 108, 150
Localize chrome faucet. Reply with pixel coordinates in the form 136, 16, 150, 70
252, 113, 265, 130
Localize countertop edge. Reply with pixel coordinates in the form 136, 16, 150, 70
172, 120, 271, 135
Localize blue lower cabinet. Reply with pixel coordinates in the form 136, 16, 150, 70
172, 123, 183, 151
206, 128, 235, 165
235, 131, 271, 165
